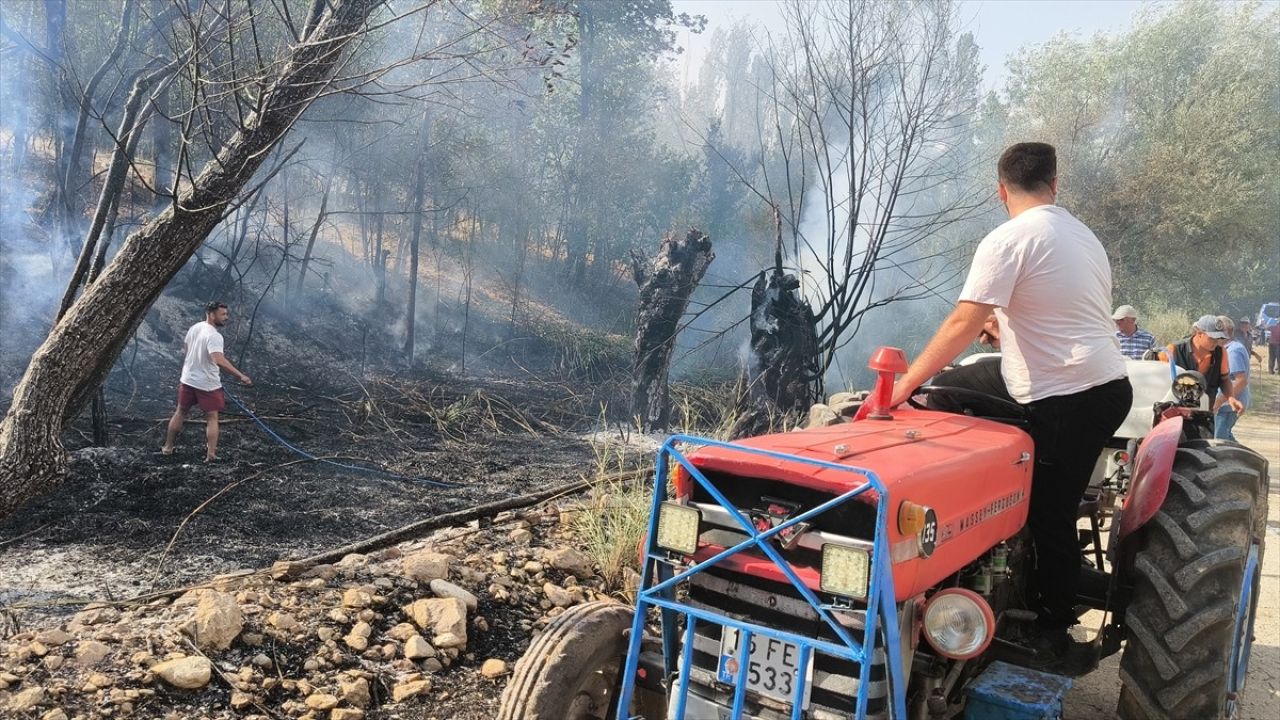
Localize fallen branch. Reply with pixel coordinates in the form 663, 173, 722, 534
4, 465, 653, 611
274, 470, 643, 575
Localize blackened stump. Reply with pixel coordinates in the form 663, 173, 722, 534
631, 229, 714, 431
731, 269, 820, 438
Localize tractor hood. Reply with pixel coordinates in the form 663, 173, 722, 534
684, 407, 1034, 599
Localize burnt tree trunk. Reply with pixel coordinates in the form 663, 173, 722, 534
731, 211, 821, 438
631, 229, 714, 431
0, 0, 384, 519
62, 0, 140, 221
404, 154, 425, 362
295, 179, 331, 300
745, 269, 821, 412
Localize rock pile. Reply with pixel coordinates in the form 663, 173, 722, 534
0, 508, 614, 719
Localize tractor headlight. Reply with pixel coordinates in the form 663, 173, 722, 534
655, 502, 700, 555
922, 588, 995, 659
820, 543, 870, 599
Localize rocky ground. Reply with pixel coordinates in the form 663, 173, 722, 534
0, 496, 638, 720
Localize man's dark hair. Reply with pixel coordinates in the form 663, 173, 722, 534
205, 301, 228, 315
998, 142, 1056, 192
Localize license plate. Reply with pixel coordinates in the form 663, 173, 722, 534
717, 627, 811, 704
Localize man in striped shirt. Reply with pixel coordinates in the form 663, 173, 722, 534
1113, 305, 1156, 359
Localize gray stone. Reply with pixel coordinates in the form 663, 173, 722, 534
191, 590, 244, 650
401, 551, 451, 583
807, 403, 841, 428
7, 687, 46, 712
545, 547, 595, 578
428, 579, 478, 611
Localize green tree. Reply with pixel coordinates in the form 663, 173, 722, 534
1001, 0, 1280, 308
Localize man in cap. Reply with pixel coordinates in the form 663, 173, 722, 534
1112, 305, 1156, 360
1212, 316, 1251, 441
1156, 315, 1243, 413
1235, 316, 1262, 367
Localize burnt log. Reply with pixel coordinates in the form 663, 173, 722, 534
631, 229, 714, 431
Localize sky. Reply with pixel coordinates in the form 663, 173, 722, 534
670, 0, 1164, 91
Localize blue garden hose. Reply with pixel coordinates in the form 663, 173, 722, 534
222, 386, 461, 488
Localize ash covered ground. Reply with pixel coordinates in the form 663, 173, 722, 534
0, 284, 648, 719
1, 290, 622, 601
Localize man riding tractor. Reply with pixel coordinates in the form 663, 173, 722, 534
499, 347, 1266, 719
497, 144, 1269, 719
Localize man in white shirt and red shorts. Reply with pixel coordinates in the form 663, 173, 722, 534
162, 301, 252, 461
890, 143, 1132, 665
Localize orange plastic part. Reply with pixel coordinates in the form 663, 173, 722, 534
860, 346, 909, 420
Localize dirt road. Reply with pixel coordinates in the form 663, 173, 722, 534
1066, 381, 1280, 717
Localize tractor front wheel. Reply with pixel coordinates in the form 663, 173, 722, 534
498, 600, 665, 720
1117, 442, 1268, 719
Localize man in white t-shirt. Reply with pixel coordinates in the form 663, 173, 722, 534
161, 302, 252, 461
890, 143, 1132, 663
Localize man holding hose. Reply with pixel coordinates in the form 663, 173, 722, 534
162, 301, 252, 462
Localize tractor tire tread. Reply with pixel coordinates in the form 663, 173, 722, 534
1118, 443, 1266, 720
1133, 555, 1187, 620
1169, 473, 1206, 506
498, 601, 635, 720
1186, 499, 1253, 532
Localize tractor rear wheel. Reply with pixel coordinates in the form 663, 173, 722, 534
498, 600, 665, 720
1117, 443, 1268, 720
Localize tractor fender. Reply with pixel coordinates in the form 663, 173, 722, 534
1115, 414, 1183, 543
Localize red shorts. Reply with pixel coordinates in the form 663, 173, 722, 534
178, 383, 225, 412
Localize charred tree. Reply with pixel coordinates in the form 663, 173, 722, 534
295, 179, 332, 300
746, 270, 820, 408
631, 228, 714, 431
732, 212, 821, 438
0, 0, 386, 519
404, 154, 426, 362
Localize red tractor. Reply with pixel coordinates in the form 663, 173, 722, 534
498, 348, 1268, 720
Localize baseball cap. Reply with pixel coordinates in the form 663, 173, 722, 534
1193, 314, 1228, 339
1112, 305, 1138, 320
1238, 316, 1251, 325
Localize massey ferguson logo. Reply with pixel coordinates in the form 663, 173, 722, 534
749, 498, 811, 549
957, 489, 1026, 532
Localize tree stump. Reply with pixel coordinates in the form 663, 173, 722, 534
631, 229, 714, 431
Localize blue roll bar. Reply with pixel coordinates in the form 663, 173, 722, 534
615, 434, 909, 720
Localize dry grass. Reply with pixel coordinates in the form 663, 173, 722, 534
529, 320, 630, 381
567, 437, 654, 594
337, 378, 550, 445
670, 378, 795, 440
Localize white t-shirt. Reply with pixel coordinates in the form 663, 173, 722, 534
180, 322, 225, 391
959, 205, 1127, 404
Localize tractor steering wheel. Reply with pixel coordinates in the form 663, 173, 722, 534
907, 385, 1030, 425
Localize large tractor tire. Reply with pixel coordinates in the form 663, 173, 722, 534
1118, 443, 1268, 720
498, 600, 665, 720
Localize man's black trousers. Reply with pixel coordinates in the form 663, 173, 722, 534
929, 362, 1132, 629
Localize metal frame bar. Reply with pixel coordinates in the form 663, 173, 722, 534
616, 434, 908, 720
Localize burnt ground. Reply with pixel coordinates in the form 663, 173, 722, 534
0, 287, 646, 718
0, 361, 616, 599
